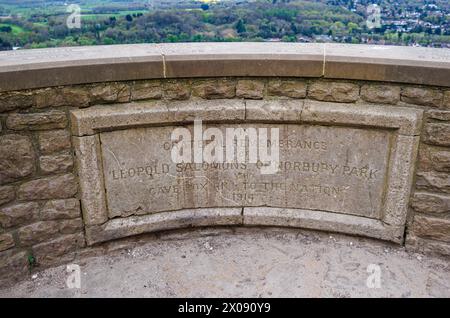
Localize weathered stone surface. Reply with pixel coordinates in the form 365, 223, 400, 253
416, 171, 450, 194
35, 88, 64, 108
0, 250, 28, 282
17, 221, 59, 246
246, 100, 303, 121
412, 215, 450, 242
38, 130, 71, 154
61, 86, 91, 107
302, 100, 423, 136
192, 79, 235, 99
426, 110, 450, 121
267, 80, 307, 98
131, 81, 162, 101
0, 90, 34, 113
34, 86, 90, 108
406, 234, 450, 256
308, 82, 359, 103
41, 198, 80, 220
163, 81, 190, 100
418, 145, 450, 173
73, 99, 419, 244
429, 150, 450, 172
443, 91, 450, 109
382, 135, 420, 226
71, 100, 245, 136
100, 123, 390, 219
0, 202, 39, 228
361, 84, 400, 104
90, 82, 130, 103
73, 136, 108, 226
423, 123, 450, 146
59, 218, 83, 234
86, 208, 242, 245
401, 87, 443, 107
17, 219, 82, 246
0, 233, 14, 252
33, 233, 85, 265
243, 207, 404, 243
39, 153, 73, 174
236, 80, 264, 99
0, 186, 15, 206
17, 174, 77, 200
411, 192, 450, 214
6, 111, 67, 131
0, 134, 35, 185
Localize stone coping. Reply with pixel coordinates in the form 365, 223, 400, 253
85, 207, 404, 245
0, 43, 449, 92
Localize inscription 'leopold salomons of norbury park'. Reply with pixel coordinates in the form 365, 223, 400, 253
101, 122, 391, 219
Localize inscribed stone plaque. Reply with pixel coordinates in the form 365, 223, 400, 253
100, 123, 391, 219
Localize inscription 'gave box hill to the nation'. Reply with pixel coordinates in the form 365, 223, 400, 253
100, 124, 391, 219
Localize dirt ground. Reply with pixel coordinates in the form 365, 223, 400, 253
0, 227, 449, 297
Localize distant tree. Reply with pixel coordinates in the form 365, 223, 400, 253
236, 19, 246, 34
201, 3, 209, 11
0, 26, 12, 33
125, 14, 133, 22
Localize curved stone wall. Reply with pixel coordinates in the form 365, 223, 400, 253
0, 43, 449, 283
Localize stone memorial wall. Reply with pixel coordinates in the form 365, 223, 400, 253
0, 43, 449, 283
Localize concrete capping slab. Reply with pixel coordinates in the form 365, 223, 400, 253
324, 44, 450, 87
85, 207, 243, 245
243, 207, 404, 243
1, 43, 449, 92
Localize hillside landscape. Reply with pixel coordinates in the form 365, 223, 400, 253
0, 0, 448, 50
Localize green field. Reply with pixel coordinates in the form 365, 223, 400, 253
0, 22, 25, 35
81, 10, 148, 20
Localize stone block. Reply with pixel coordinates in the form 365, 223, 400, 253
163, 81, 191, 100
267, 80, 306, 98
131, 80, 162, 101
0, 186, 15, 206
411, 192, 450, 214
0, 233, 14, 252
401, 87, 443, 107
361, 84, 400, 104
17, 174, 77, 200
412, 215, 450, 242
0, 202, 39, 228
0, 134, 35, 185
6, 111, 67, 131
192, 79, 236, 99
33, 233, 85, 265
308, 82, 359, 103
423, 123, 450, 147
39, 153, 73, 174
236, 80, 264, 99
40, 198, 81, 220
38, 130, 71, 155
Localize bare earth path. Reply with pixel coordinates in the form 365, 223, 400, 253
1, 228, 449, 297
